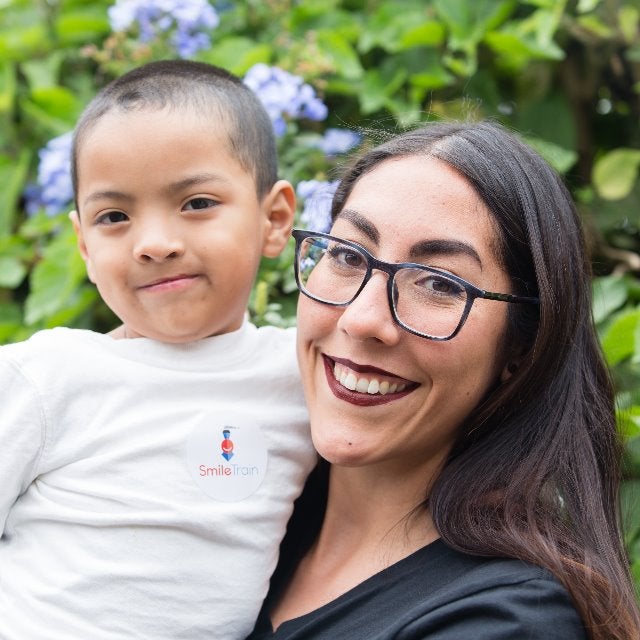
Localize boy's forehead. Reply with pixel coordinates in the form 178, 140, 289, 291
75, 107, 257, 202
78, 105, 238, 163
85, 101, 234, 138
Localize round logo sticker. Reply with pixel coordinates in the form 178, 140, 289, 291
186, 412, 268, 502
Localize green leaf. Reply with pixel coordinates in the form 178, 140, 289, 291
619, 405, 640, 439
24, 226, 88, 325
593, 275, 629, 324
576, 15, 613, 38
484, 30, 563, 69
577, 0, 602, 11
43, 285, 99, 329
0, 23, 49, 61
317, 31, 363, 80
514, 93, 576, 152
0, 256, 27, 288
30, 86, 81, 122
593, 148, 640, 200
621, 478, 640, 542
0, 301, 23, 345
200, 38, 271, 75
0, 61, 16, 113
434, 0, 515, 50
19, 210, 67, 238
601, 308, 640, 366
54, 8, 109, 45
20, 53, 66, 90
358, 3, 444, 54
521, 135, 577, 173
619, 6, 639, 44
399, 22, 446, 50
410, 65, 455, 92
0, 149, 30, 237
17, 95, 75, 135
359, 67, 408, 114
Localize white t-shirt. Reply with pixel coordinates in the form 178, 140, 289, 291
0, 323, 316, 639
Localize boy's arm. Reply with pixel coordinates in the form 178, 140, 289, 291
0, 356, 46, 533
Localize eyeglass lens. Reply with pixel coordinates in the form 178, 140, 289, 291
297, 235, 469, 339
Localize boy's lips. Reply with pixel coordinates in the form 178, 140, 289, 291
321, 354, 419, 406
139, 274, 200, 292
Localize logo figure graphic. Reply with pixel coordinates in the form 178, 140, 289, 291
221, 428, 234, 461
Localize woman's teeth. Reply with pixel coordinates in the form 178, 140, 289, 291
333, 363, 407, 395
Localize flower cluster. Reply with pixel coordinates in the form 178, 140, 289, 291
314, 128, 361, 156
297, 179, 338, 234
108, 0, 220, 58
24, 132, 74, 217
243, 63, 328, 137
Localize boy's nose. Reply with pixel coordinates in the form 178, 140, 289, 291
133, 225, 185, 263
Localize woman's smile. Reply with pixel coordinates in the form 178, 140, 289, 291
323, 354, 419, 405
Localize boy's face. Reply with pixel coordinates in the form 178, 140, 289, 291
71, 108, 294, 343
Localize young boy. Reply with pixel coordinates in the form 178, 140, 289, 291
0, 60, 316, 639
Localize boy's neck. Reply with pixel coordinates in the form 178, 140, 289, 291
108, 325, 128, 339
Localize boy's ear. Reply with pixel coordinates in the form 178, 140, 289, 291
69, 210, 96, 284
261, 180, 296, 258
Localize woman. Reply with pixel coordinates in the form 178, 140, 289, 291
248, 121, 640, 639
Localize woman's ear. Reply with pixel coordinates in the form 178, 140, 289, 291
261, 180, 296, 259
500, 361, 519, 383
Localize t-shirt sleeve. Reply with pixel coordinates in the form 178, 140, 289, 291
0, 356, 46, 534
400, 576, 586, 640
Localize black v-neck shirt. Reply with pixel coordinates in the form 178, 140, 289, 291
246, 538, 585, 640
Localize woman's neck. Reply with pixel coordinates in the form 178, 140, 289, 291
269, 462, 440, 631
317, 463, 439, 562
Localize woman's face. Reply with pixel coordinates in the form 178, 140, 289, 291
296, 155, 514, 476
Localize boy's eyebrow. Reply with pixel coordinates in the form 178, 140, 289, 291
81, 173, 232, 209
82, 190, 132, 208
165, 172, 232, 194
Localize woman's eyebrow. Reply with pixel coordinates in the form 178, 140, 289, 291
336, 208, 380, 244
409, 239, 483, 267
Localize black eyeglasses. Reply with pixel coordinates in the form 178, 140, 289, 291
292, 229, 539, 341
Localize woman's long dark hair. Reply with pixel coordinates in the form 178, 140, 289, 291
330, 121, 640, 640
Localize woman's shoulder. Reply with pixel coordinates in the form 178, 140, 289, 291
390, 540, 586, 639
250, 539, 586, 640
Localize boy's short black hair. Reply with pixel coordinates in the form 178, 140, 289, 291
71, 60, 278, 201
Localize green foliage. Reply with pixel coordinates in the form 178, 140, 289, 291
1, 0, 640, 587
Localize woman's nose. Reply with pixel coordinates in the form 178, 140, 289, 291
336, 272, 402, 345
133, 221, 185, 263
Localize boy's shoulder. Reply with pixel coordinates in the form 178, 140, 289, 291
0, 327, 108, 369
1, 327, 96, 353
252, 323, 296, 346
235, 323, 297, 372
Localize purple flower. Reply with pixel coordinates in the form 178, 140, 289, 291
108, 0, 220, 58
315, 128, 361, 156
243, 64, 328, 137
24, 132, 74, 217
297, 180, 338, 233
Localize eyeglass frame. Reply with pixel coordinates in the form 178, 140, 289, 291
292, 229, 540, 341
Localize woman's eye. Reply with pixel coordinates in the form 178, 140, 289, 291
96, 211, 128, 225
183, 197, 218, 211
328, 246, 366, 269
418, 275, 464, 297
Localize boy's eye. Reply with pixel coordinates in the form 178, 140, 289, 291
183, 197, 218, 211
96, 211, 128, 225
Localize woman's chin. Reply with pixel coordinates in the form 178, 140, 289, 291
312, 433, 371, 467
